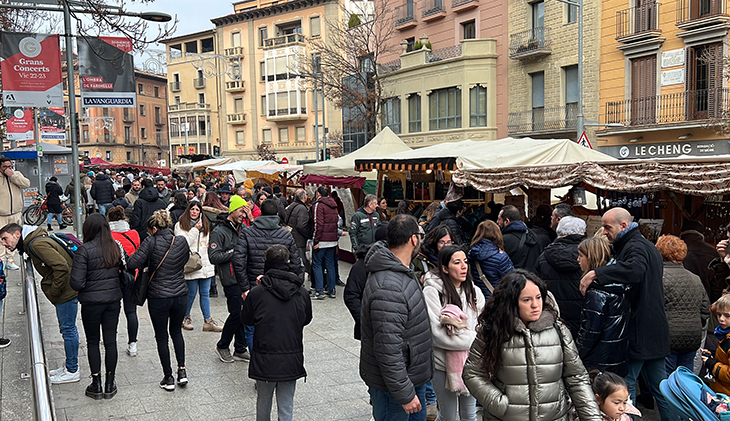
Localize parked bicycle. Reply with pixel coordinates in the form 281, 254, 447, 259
23, 194, 73, 226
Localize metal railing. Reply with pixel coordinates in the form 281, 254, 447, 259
605, 88, 730, 126
508, 104, 578, 133
677, 0, 727, 24
193, 78, 205, 89
508, 27, 551, 56
22, 258, 56, 421
453, 0, 477, 7
167, 102, 211, 112
395, 2, 415, 26
422, 0, 444, 17
616, 2, 660, 39
169, 81, 181, 92
122, 112, 134, 123
263, 33, 305, 48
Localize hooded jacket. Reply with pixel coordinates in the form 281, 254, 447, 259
241, 266, 312, 382
23, 226, 77, 305
593, 226, 670, 360
350, 206, 380, 250
45, 181, 64, 214
462, 310, 602, 421
312, 196, 339, 244
468, 239, 514, 299
422, 271, 485, 372
535, 234, 585, 338
577, 282, 631, 376
128, 228, 189, 299
502, 221, 542, 272
208, 218, 242, 289
234, 215, 301, 292
131, 186, 166, 240
90, 173, 115, 204
285, 199, 311, 248
70, 237, 124, 305
359, 241, 434, 405
0, 168, 30, 216
662, 261, 709, 353
681, 230, 721, 301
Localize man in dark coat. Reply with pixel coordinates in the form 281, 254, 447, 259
427, 199, 466, 245
130, 179, 166, 241
90, 173, 115, 215
285, 189, 311, 283
241, 244, 311, 421
680, 219, 723, 301
580, 207, 671, 420
497, 205, 542, 271
45, 176, 66, 231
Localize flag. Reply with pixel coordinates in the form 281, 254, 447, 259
1, 32, 63, 108
78, 36, 136, 108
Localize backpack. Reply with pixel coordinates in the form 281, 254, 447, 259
28, 233, 82, 259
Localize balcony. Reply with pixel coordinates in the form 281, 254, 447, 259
422, 0, 446, 21
452, 0, 478, 12
676, 0, 730, 30
395, 2, 417, 29
169, 81, 181, 92
155, 117, 165, 126
263, 33, 305, 49
604, 88, 729, 127
267, 108, 308, 121
227, 113, 247, 125
122, 112, 134, 123
125, 136, 137, 145
508, 104, 577, 135
193, 77, 205, 89
224, 47, 244, 57
509, 27, 551, 60
616, 2, 662, 43
225, 80, 246, 92
168, 102, 211, 112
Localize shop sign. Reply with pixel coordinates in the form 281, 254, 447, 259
599, 139, 730, 159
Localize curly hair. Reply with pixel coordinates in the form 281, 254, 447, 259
107, 205, 127, 222
477, 269, 557, 379
655, 234, 687, 264
146, 209, 173, 232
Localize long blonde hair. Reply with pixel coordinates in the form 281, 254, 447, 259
577, 237, 611, 275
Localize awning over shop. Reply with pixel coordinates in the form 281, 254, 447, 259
300, 174, 366, 189
174, 157, 238, 173
3, 142, 72, 159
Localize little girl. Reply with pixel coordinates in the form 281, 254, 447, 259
589, 370, 641, 421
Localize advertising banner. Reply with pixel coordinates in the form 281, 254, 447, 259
78, 36, 136, 108
39, 107, 66, 142
0, 32, 64, 107
5, 107, 34, 141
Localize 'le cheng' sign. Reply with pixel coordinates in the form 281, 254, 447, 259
598, 140, 730, 159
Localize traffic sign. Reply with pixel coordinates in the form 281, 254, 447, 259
577, 132, 592, 149
281, 157, 289, 164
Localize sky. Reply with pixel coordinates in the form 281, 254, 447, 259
126, 0, 235, 41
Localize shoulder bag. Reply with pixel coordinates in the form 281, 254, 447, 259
184, 231, 203, 274
474, 262, 495, 295
134, 236, 174, 306
117, 241, 134, 290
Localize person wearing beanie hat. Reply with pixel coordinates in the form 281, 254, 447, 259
681, 219, 724, 301
45, 175, 66, 231
229, 195, 247, 214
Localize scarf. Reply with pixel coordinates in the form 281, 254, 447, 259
615, 222, 639, 243
439, 304, 470, 394
714, 325, 730, 340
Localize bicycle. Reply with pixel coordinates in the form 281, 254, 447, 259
23, 194, 73, 226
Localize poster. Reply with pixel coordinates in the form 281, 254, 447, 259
78, 36, 136, 108
0, 32, 63, 107
5, 107, 34, 140
39, 107, 66, 142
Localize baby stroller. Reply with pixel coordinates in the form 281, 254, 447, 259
660, 366, 730, 420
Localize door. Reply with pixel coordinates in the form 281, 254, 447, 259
687, 43, 723, 120
631, 55, 657, 124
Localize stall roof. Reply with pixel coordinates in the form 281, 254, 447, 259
305, 127, 412, 177
206, 160, 277, 172
355, 137, 615, 172
174, 157, 238, 173
3, 142, 72, 159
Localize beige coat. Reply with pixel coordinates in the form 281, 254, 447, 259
462, 310, 601, 421
0, 170, 30, 216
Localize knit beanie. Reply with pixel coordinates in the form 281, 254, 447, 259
229, 195, 247, 213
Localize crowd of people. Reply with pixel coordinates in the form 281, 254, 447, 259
1, 159, 730, 421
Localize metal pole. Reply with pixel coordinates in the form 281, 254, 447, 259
576, 0, 584, 141
184, 124, 188, 164
314, 75, 320, 162
33, 109, 42, 190
321, 72, 326, 160
63, 1, 82, 239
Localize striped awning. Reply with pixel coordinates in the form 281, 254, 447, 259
354, 158, 457, 172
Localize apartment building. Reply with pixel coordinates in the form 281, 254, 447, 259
375, 0, 506, 148
161, 30, 224, 164
596, 0, 730, 159
507, 0, 601, 141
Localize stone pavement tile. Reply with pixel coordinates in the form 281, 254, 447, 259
116, 409, 193, 421
1, 272, 34, 420
299, 397, 372, 420
53, 397, 147, 420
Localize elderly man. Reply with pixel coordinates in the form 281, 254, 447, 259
580, 208, 670, 421
0, 157, 30, 270
350, 194, 380, 252
550, 203, 575, 232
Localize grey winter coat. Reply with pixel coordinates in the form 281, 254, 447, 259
285, 200, 310, 248
359, 241, 434, 405
463, 310, 601, 421
128, 228, 189, 299
663, 261, 710, 353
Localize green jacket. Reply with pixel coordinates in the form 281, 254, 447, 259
24, 227, 77, 305
349, 207, 380, 251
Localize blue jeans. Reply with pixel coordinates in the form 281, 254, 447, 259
256, 380, 296, 421
370, 384, 427, 421
312, 247, 336, 293
46, 213, 63, 225
55, 298, 79, 373
186, 277, 212, 319
665, 350, 696, 377
626, 357, 672, 421
97, 203, 112, 215
425, 381, 436, 404
245, 324, 255, 353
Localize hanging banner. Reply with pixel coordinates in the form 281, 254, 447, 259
78, 36, 136, 108
0, 32, 64, 107
5, 107, 34, 141
39, 107, 66, 142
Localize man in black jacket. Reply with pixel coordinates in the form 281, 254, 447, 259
285, 189, 311, 282
580, 207, 670, 420
680, 219, 723, 301
209, 196, 250, 363
130, 179, 166, 241
427, 199, 466, 245
497, 205, 542, 271
90, 173, 115, 215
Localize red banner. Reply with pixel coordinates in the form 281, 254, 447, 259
98, 36, 133, 53
5, 107, 34, 141
0, 32, 63, 107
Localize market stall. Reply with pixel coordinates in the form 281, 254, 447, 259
173, 157, 238, 174
205, 160, 278, 183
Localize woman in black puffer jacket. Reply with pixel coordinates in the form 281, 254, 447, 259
129, 210, 190, 392
71, 214, 124, 400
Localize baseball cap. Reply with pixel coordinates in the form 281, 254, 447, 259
229, 195, 248, 213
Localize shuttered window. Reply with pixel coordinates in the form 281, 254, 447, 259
630, 55, 657, 124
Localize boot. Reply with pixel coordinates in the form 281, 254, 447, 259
104, 371, 117, 399
182, 316, 194, 330
85, 373, 103, 400
59, 224, 67, 230
47, 224, 53, 231
203, 318, 223, 332
209, 280, 218, 298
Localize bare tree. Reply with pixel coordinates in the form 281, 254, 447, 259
256, 143, 277, 161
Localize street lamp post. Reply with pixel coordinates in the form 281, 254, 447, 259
556, 0, 583, 140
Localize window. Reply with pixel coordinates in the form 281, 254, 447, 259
174, 96, 181, 104
234, 97, 244, 113
141, 127, 147, 139
126, 151, 132, 161
158, 152, 163, 160
198, 116, 206, 134
154, 86, 159, 97
382, 97, 401, 134
359, 55, 374, 73
198, 93, 205, 104
106, 151, 112, 161
567, 2, 577, 23
155, 106, 161, 122
313, 124, 324, 141
262, 128, 272, 143
260, 62, 266, 81
428, 87, 462, 130
261, 96, 267, 115
532, 1, 545, 28
185, 40, 197, 54
236, 130, 245, 145
83, 128, 89, 141
267, 90, 304, 116
170, 118, 179, 137
296, 126, 306, 142
231, 31, 241, 48
124, 126, 131, 141
201, 37, 214, 53
139, 104, 146, 116
259, 27, 268, 47
138, 84, 144, 94
405, 37, 416, 52
102, 108, 109, 117
310, 16, 321, 37
531, 71, 545, 130
279, 127, 289, 143
469, 86, 487, 127
564, 65, 578, 126
408, 94, 421, 132
187, 116, 197, 136
462, 20, 476, 40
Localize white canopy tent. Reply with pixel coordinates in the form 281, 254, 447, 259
206, 160, 279, 183
173, 157, 238, 174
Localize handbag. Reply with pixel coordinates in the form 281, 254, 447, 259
474, 262, 495, 294
134, 236, 174, 306
184, 231, 203, 274
117, 241, 134, 289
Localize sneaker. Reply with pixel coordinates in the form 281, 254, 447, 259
177, 368, 188, 386
315, 292, 327, 300
49, 366, 65, 377
232, 350, 250, 362
50, 367, 80, 384
6, 260, 19, 271
0, 338, 10, 348
336, 279, 346, 286
426, 402, 438, 421
328, 290, 336, 299
203, 318, 223, 332
159, 375, 175, 391
309, 288, 316, 297
127, 342, 137, 357
182, 316, 194, 331
215, 347, 235, 363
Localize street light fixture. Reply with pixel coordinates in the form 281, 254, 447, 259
554, 0, 583, 141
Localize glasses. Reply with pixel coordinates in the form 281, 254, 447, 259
438, 240, 453, 246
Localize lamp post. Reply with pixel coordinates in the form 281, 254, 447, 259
555, 0, 583, 140
1, 1, 171, 238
